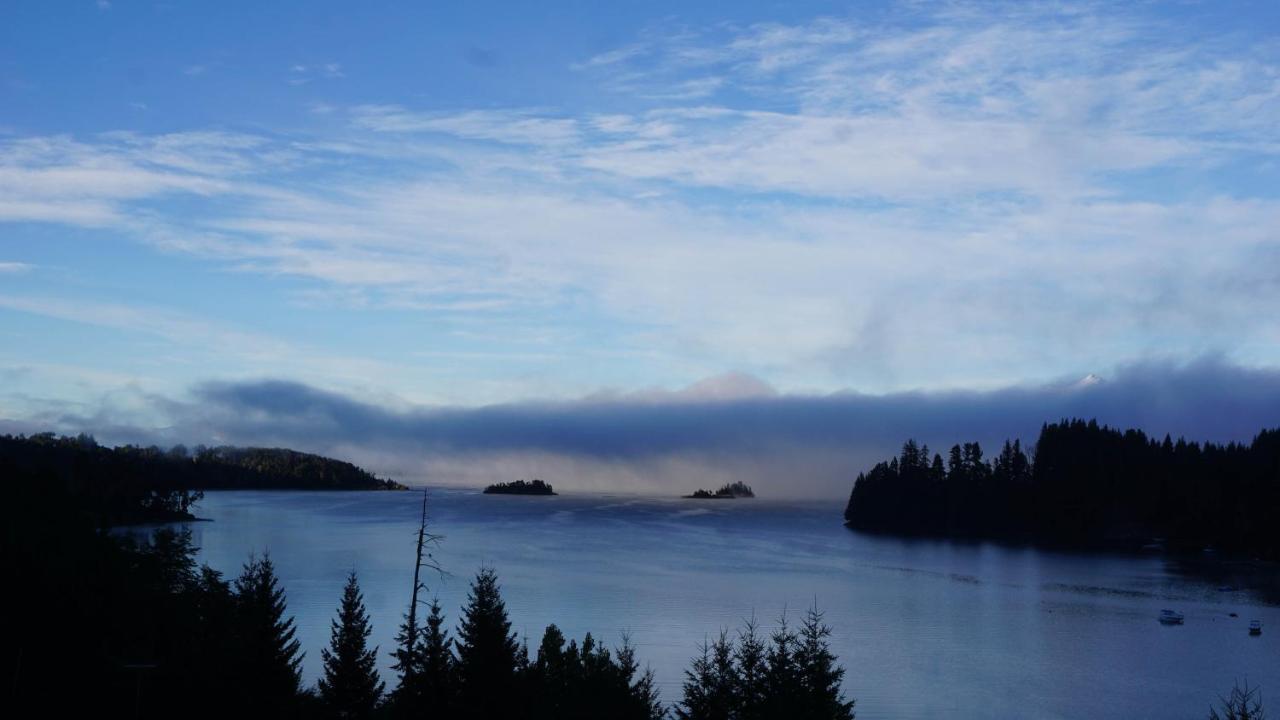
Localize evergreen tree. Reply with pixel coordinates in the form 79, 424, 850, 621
233, 553, 304, 711
793, 606, 854, 720
318, 570, 384, 718
389, 598, 455, 716
454, 567, 522, 719
421, 598, 458, 713
530, 624, 570, 719
390, 610, 425, 714
615, 635, 667, 720
762, 615, 801, 718
192, 564, 239, 715
734, 619, 768, 720
676, 630, 735, 720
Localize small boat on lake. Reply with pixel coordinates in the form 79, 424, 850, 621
1249, 620, 1262, 636
1159, 609, 1185, 625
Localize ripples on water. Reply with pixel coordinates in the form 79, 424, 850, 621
183, 489, 1280, 720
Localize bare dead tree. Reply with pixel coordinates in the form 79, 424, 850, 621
400, 488, 446, 683
1211, 679, 1266, 720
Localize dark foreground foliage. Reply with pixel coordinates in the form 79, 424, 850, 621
0, 432, 403, 524
4, 463, 308, 718
844, 419, 1280, 558
3, 444, 1259, 718
386, 566, 666, 720
675, 612, 853, 720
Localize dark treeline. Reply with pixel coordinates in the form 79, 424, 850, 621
387, 566, 668, 720
844, 419, 1280, 557
676, 614, 853, 720
0, 432, 403, 524
482, 479, 556, 495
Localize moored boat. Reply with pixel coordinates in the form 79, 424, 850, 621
1159, 609, 1185, 625
1249, 620, 1262, 635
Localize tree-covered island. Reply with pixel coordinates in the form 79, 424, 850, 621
483, 479, 557, 495
683, 481, 755, 499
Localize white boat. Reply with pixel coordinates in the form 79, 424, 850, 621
1249, 620, 1262, 635
1159, 609, 1185, 625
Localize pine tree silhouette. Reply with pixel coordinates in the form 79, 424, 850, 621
762, 614, 801, 718
421, 598, 458, 714
734, 618, 768, 720
233, 553, 303, 711
794, 606, 854, 720
615, 635, 666, 720
455, 567, 521, 719
676, 630, 736, 720
318, 570, 384, 718
390, 599, 457, 716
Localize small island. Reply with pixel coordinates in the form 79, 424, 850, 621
483, 479, 557, 496
683, 481, 755, 499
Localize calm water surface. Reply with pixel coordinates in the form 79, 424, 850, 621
184, 490, 1280, 719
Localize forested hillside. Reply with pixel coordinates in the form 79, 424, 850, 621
0, 433, 403, 525
844, 419, 1280, 558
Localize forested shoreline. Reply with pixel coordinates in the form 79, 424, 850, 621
844, 419, 1280, 559
3, 422, 1270, 717
0, 433, 404, 525
3, 447, 855, 719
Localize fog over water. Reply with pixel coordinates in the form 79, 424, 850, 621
185, 489, 1280, 720
28, 358, 1280, 498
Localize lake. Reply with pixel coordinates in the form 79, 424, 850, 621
183, 489, 1279, 719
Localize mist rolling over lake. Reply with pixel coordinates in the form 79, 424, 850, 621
187, 489, 1280, 720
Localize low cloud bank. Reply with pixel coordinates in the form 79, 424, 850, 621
13, 358, 1280, 498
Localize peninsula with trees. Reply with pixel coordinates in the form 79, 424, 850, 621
483, 479, 557, 495
843, 419, 1280, 559
683, 481, 755, 499
0, 432, 405, 525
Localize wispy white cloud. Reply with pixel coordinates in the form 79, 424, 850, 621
288, 62, 346, 85
575, 43, 648, 69
0, 133, 266, 225
1, 3, 1278, 395
0, 294, 296, 362
0, 262, 33, 273
351, 106, 581, 146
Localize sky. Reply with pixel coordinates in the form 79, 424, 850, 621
1, 1, 1278, 495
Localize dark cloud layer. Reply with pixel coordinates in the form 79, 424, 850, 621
22, 358, 1280, 498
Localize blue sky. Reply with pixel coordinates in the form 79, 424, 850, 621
2, 2, 1279, 490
